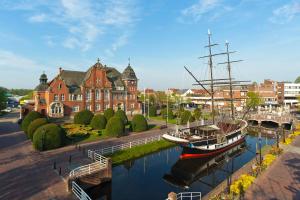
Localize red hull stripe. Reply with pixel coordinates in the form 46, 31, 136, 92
180, 137, 245, 159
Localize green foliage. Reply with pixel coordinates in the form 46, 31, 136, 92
21, 111, 42, 134
114, 109, 128, 124
27, 118, 48, 140
193, 108, 202, 120
0, 87, 7, 110
105, 116, 125, 137
33, 123, 64, 151
20, 91, 33, 101
104, 108, 115, 121
180, 110, 195, 125
74, 110, 94, 125
243, 91, 263, 119
9, 89, 33, 96
131, 114, 148, 132
161, 108, 174, 119
148, 105, 157, 117
295, 76, 300, 83
90, 114, 107, 130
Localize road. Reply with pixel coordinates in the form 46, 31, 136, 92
0, 111, 173, 200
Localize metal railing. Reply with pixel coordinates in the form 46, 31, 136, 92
72, 181, 92, 200
176, 192, 201, 200
69, 161, 107, 179
91, 135, 163, 155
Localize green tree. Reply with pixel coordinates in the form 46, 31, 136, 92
193, 108, 202, 120
27, 118, 48, 140
105, 116, 125, 137
295, 76, 300, 83
131, 114, 148, 132
0, 87, 8, 110
104, 108, 115, 121
114, 109, 128, 125
148, 105, 157, 117
161, 108, 175, 119
180, 110, 195, 125
21, 111, 42, 134
242, 92, 262, 119
20, 91, 33, 101
74, 110, 94, 125
90, 114, 107, 130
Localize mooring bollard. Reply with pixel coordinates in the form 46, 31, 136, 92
53, 161, 56, 170
69, 155, 72, 164
59, 167, 61, 175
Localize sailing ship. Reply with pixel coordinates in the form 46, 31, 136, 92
162, 30, 249, 159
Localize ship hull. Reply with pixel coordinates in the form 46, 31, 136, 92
180, 134, 246, 159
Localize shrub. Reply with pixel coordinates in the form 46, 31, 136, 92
21, 111, 42, 134
104, 108, 115, 121
33, 123, 64, 151
131, 114, 148, 132
90, 114, 107, 130
74, 110, 94, 125
114, 109, 128, 125
105, 116, 125, 137
161, 108, 174, 119
148, 106, 157, 117
27, 118, 48, 140
193, 108, 202, 120
180, 110, 195, 125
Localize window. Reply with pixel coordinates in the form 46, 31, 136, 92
72, 106, 80, 112
96, 78, 101, 85
96, 89, 100, 100
58, 84, 62, 90
61, 94, 65, 101
131, 104, 135, 109
96, 104, 101, 111
54, 94, 58, 101
86, 90, 91, 101
105, 104, 110, 109
105, 90, 109, 100
86, 104, 91, 111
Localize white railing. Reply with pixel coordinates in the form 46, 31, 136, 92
176, 192, 201, 200
92, 135, 163, 155
72, 181, 92, 200
69, 161, 107, 179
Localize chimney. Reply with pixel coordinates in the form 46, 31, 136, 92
59, 67, 62, 74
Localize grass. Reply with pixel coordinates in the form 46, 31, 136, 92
150, 116, 178, 124
109, 139, 176, 165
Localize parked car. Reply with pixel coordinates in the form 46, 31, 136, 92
3, 107, 12, 112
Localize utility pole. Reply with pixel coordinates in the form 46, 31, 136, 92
144, 88, 146, 117
166, 90, 169, 126
147, 92, 150, 119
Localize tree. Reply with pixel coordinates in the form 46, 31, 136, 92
180, 110, 195, 125
21, 111, 42, 134
0, 87, 7, 111
74, 110, 94, 125
104, 108, 115, 121
90, 114, 107, 130
148, 105, 157, 117
27, 118, 48, 140
114, 109, 128, 125
131, 114, 148, 132
242, 92, 262, 119
295, 76, 300, 83
33, 123, 64, 151
105, 116, 125, 137
20, 91, 33, 101
193, 107, 202, 120
161, 108, 174, 119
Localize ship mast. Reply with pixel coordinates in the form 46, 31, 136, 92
208, 31, 215, 123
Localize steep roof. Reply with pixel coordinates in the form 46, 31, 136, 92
60, 70, 86, 87
35, 83, 49, 91
122, 64, 137, 80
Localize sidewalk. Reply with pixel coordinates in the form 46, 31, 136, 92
245, 136, 300, 200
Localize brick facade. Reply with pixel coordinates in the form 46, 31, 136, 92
33, 60, 140, 118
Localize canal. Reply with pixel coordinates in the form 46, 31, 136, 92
86, 134, 274, 200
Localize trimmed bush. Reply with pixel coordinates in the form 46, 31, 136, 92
105, 116, 125, 137
104, 108, 115, 121
114, 110, 128, 125
74, 110, 94, 125
193, 108, 202, 120
90, 114, 107, 130
27, 118, 48, 140
148, 106, 157, 117
33, 123, 63, 151
131, 114, 148, 132
21, 111, 42, 134
161, 108, 175, 119
180, 110, 195, 125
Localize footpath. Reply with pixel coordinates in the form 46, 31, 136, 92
245, 136, 300, 200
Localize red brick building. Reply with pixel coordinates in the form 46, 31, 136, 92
33, 60, 140, 118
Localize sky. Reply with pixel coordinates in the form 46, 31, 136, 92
0, 0, 300, 90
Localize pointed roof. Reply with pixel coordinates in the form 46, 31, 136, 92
122, 64, 137, 80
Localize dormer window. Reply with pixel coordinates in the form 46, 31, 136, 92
58, 84, 62, 90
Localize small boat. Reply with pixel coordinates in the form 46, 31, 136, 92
163, 30, 249, 159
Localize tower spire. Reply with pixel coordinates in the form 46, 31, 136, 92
128, 57, 131, 66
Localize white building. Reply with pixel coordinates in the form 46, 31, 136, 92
282, 83, 300, 106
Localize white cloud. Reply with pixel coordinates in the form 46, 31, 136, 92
105, 33, 130, 57
28, 13, 47, 22
270, 1, 300, 24
179, 0, 225, 23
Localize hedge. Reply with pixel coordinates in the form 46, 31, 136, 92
74, 110, 94, 125
90, 114, 107, 130
161, 108, 175, 119
27, 118, 48, 140
180, 110, 195, 125
21, 111, 42, 134
148, 106, 157, 117
114, 109, 128, 125
105, 116, 125, 137
104, 108, 115, 121
33, 123, 64, 151
131, 114, 148, 132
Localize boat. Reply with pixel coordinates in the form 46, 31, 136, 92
162, 30, 249, 159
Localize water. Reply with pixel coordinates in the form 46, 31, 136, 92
87, 134, 274, 200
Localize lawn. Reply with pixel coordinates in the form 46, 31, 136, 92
150, 116, 178, 124
109, 139, 176, 165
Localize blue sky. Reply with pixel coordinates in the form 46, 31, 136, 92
0, 0, 300, 90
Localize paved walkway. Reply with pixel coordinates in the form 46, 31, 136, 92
0, 111, 173, 200
245, 136, 300, 200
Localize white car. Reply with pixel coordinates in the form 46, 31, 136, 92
3, 107, 12, 112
